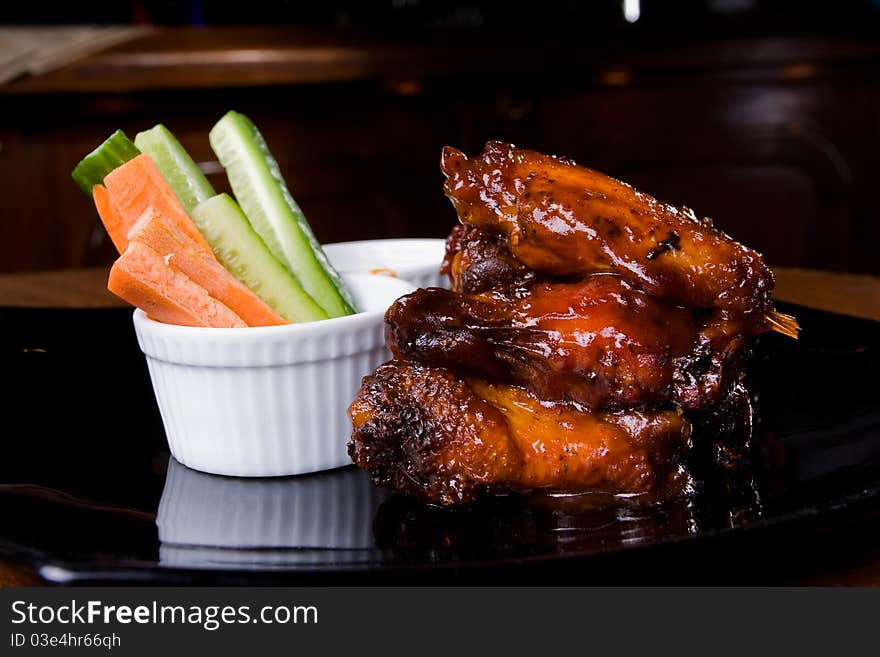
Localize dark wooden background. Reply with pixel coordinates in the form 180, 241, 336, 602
2, 27, 879, 275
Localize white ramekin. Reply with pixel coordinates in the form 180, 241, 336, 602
133, 272, 416, 477
324, 238, 448, 289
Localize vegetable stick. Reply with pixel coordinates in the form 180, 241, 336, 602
109, 241, 246, 328
128, 207, 286, 327
92, 184, 128, 253
103, 154, 211, 252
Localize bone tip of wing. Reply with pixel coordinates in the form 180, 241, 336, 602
766, 309, 801, 339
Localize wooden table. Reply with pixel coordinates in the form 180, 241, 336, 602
0, 266, 878, 586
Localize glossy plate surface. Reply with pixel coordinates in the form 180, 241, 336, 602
0, 303, 878, 584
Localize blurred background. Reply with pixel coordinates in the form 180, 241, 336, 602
1, 0, 879, 275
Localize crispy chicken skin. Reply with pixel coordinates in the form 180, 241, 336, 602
348, 360, 691, 506
441, 141, 774, 319
386, 276, 745, 412
441, 224, 541, 296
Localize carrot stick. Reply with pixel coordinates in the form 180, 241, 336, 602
103, 154, 211, 252
128, 207, 286, 327
109, 241, 247, 328
92, 184, 128, 253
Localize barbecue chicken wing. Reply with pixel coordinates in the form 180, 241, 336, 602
442, 141, 774, 320
349, 360, 692, 506
348, 142, 797, 506
386, 276, 745, 412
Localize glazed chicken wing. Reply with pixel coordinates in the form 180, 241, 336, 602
349, 142, 796, 507
348, 360, 691, 506
442, 141, 774, 320
386, 276, 745, 411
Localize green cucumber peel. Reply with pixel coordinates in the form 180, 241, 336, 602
71, 130, 140, 196
209, 110, 356, 317
191, 194, 328, 323
134, 124, 216, 213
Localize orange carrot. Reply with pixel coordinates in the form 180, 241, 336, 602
128, 207, 286, 327
103, 154, 211, 252
109, 241, 246, 328
93, 184, 129, 253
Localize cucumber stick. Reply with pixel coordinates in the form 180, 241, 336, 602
209, 111, 355, 317
71, 130, 140, 195
134, 125, 216, 213
192, 194, 328, 323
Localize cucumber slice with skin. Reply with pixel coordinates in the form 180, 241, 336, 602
209, 111, 355, 317
134, 125, 216, 213
191, 194, 328, 323
71, 130, 140, 195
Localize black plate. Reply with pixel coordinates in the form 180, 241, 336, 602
1, 303, 879, 585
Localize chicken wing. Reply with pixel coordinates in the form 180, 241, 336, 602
348, 142, 795, 507
348, 360, 692, 506
442, 141, 774, 320
386, 276, 745, 411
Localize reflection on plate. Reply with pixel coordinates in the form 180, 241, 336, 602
158, 459, 390, 569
